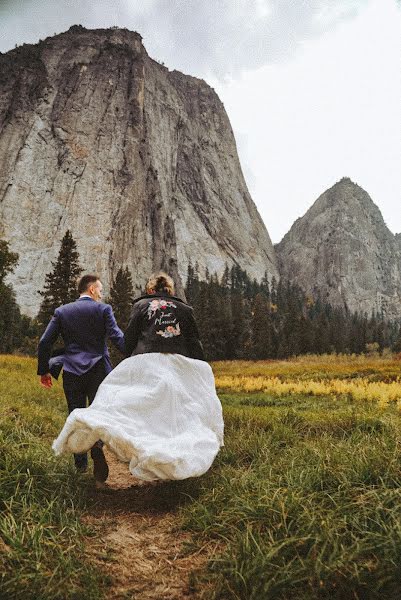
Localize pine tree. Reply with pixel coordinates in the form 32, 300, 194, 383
38, 230, 82, 325
207, 273, 232, 360
230, 288, 249, 359
0, 284, 23, 353
282, 282, 305, 357
221, 263, 231, 289
393, 327, 401, 353
192, 280, 211, 357
250, 292, 272, 359
260, 271, 270, 297
0, 239, 25, 353
185, 261, 201, 306
108, 266, 134, 330
0, 239, 18, 285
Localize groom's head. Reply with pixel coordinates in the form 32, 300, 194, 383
78, 274, 103, 302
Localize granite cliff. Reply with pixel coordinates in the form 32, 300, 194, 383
275, 178, 401, 319
0, 26, 278, 316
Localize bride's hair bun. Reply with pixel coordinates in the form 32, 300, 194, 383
146, 272, 175, 295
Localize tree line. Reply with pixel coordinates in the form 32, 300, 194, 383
1, 231, 400, 359
185, 263, 401, 360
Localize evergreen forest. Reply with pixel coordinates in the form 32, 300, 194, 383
185, 263, 401, 361
1, 233, 400, 359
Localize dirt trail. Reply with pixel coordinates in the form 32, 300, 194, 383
83, 449, 213, 600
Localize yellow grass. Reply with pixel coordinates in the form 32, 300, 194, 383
212, 353, 401, 378
213, 354, 401, 408
215, 375, 401, 408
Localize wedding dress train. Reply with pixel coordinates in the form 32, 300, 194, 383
52, 353, 224, 481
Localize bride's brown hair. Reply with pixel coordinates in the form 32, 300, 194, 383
145, 272, 175, 295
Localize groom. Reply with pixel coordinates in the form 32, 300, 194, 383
37, 274, 125, 482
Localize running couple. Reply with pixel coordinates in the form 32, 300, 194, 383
38, 272, 224, 487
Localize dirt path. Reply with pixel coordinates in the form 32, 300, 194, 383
83, 449, 214, 599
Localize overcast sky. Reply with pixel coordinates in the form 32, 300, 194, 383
1, 0, 400, 242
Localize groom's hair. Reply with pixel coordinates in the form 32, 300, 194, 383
78, 274, 100, 294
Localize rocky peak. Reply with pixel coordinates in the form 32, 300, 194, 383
275, 178, 401, 319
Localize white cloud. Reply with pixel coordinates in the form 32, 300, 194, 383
212, 0, 401, 242
1, 0, 369, 78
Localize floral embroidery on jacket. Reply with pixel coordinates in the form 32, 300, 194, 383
147, 298, 177, 320
156, 323, 181, 338
147, 298, 182, 338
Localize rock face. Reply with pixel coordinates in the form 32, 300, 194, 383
275, 178, 401, 319
0, 26, 278, 316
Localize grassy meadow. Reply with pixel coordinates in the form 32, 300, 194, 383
0, 356, 105, 600
2, 354, 401, 599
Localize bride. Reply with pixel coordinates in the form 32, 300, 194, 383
52, 272, 224, 483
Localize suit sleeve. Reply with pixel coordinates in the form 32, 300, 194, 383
124, 303, 142, 358
104, 305, 125, 354
37, 311, 61, 375
185, 308, 206, 361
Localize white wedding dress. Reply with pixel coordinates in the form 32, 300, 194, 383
52, 353, 224, 481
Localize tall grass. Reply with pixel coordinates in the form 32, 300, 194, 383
3, 355, 401, 599
213, 355, 401, 409
180, 359, 401, 599
212, 354, 401, 381
0, 356, 104, 600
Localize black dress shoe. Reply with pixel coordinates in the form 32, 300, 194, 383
90, 446, 109, 482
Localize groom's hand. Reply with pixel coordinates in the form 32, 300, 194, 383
40, 374, 52, 388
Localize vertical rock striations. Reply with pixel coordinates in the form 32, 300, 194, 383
275, 178, 401, 319
0, 26, 278, 316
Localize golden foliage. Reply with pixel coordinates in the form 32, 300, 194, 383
213, 354, 401, 408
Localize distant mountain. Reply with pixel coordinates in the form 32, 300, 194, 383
0, 26, 278, 316
275, 178, 401, 319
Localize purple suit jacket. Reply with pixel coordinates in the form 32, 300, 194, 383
37, 297, 125, 377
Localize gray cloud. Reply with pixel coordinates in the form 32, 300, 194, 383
0, 0, 368, 79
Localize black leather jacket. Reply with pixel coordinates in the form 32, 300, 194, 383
124, 293, 205, 360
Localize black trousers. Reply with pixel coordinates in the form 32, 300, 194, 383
62, 360, 106, 469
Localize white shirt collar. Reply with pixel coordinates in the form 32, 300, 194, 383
79, 294, 93, 299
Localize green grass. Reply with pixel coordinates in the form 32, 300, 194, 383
179, 390, 401, 599
3, 355, 401, 599
0, 356, 104, 600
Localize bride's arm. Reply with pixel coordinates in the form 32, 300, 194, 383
124, 304, 141, 357
185, 308, 206, 361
